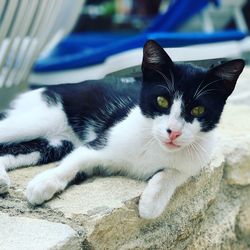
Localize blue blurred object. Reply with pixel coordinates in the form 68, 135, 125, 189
146, 0, 213, 32
33, 0, 248, 73
34, 31, 246, 72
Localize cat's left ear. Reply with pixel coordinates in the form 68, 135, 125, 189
142, 40, 174, 82
208, 59, 245, 97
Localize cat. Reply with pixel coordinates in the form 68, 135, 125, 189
0, 40, 244, 219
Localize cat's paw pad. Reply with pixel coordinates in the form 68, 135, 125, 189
26, 171, 66, 205
0, 170, 10, 194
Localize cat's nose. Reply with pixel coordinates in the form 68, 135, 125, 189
167, 129, 182, 140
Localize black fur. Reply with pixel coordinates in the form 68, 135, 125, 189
140, 40, 244, 132
68, 172, 88, 186
0, 139, 74, 165
41, 89, 60, 106
0, 40, 244, 167
0, 112, 7, 121
45, 80, 140, 145
39, 40, 244, 144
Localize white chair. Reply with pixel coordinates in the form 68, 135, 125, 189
0, 0, 84, 87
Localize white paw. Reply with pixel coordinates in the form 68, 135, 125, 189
26, 170, 66, 205
139, 195, 166, 219
0, 168, 10, 194
139, 172, 170, 219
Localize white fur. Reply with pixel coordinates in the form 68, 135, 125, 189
26, 98, 215, 219
84, 126, 98, 143
0, 167, 10, 193
0, 152, 41, 194
139, 169, 187, 219
26, 167, 68, 205
0, 89, 81, 194
0, 152, 41, 171
0, 89, 81, 145
0, 88, 215, 218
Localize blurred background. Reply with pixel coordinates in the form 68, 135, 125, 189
0, 0, 250, 109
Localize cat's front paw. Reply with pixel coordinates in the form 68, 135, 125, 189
26, 170, 66, 205
0, 168, 10, 194
139, 194, 166, 219
139, 171, 170, 219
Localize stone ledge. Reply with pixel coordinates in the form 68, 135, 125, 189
237, 198, 250, 245
1, 103, 250, 249
218, 105, 250, 186
0, 212, 81, 250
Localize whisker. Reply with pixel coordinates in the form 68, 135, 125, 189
186, 145, 194, 163
190, 145, 196, 163
157, 84, 171, 93
194, 141, 209, 158
169, 69, 175, 93
193, 143, 207, 166
139, 137, 155, 156
195, 88, 218, 99
193, 78, 205, 99
149, 66, 175, 94
193, 142, 209, 167
151, 67, 171, 85
190, 143, 204, 167
194, 79, 222, 100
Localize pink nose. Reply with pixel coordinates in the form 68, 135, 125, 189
168, 130, 182, 141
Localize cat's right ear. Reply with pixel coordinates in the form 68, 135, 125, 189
207, 59, 245, 97
142, 40, 174, 83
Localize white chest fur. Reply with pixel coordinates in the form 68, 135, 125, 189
102, 107, 215, 180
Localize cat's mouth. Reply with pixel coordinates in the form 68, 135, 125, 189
164, 141, 181, 149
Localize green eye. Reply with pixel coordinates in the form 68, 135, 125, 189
157, 96, 169, 108
191, 106, 205, 117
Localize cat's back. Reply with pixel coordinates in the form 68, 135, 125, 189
41, 78, 141, 140
46, 78, 141, 109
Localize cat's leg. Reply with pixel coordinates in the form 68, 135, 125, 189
0, 89, 69, 144
0, 88, 78, 194
0, 112, 10, 192
26, 146, 104, 205
0, 110, 41, 143
139, 169, 190, 219
0, 166, 10, 194
0, 139, 74, 194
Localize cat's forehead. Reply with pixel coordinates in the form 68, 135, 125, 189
153, 64, 207, 97
174, 64, 207, 88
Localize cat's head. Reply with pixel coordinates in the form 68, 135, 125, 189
140, 40, 244, 152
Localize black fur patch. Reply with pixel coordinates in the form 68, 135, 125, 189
68, 171, 87, 186
140, 40, 244, 132
41, 89, 60, 106
0, 139, 74, 165
38, 140, 74, 164
45, 80, 140, 147
87, 136, 107, 150
0, 112, 7, 120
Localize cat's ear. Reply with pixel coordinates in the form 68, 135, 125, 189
142, 40, 173, 67
208, 59, 245, 97
142, 40, 174, 82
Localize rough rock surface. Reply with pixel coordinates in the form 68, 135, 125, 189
0, 69, 250, 249
0, 212, 80, 250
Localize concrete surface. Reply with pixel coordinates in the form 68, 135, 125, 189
0, 67, 250, 249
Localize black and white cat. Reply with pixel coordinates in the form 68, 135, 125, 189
0, 40, 244, 219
